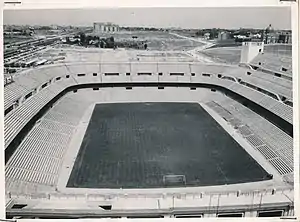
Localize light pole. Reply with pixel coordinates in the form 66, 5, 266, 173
208, 194, 212, 215
99, 53, 102, 82
216, 194, 221, 215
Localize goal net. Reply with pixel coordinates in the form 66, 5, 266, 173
163, 175, 186, 186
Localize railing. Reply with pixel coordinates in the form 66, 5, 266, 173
6, 188, 294, 219
6, 186, 293, 201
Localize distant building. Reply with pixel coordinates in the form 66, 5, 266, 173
263, 24, 292, 44
93, 22, 120, 34
277, 32, 292, 44
263, 24, 276, 44
250, 33, 262, 40
203, 33, 210, 40
50, 25, 58, 30
218, 31, 231, 41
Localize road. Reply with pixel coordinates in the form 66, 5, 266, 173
169, 32, 216, 63
169, 32, 215, 46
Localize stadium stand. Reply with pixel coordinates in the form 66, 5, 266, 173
4, 60, 294, 218
206, 96, 293, 176
6, 90, 293, 193
4, 62, 293, 150
6, 92, 94, 193
249, 52, 292, 80
250, 53, 292, 74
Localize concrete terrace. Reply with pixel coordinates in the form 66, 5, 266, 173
4, 39, 294, 217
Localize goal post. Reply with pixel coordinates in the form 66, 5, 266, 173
163, 175, 186, 186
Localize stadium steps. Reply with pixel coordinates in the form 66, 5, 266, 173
242, 75, 292, 99
206, 98, 293, 177
5, 92, 95, 190
4, 62, 293, 189
268, 102, 293, 123
4, 82, 31, 110
4, 70, 76, 112
7, 150, 61, 175
250, 53, 292, 76
18, 137, 66, 159
39, 119, 75, 135
228, 67, 292, 90
255, 145, 278, 160
244, 135, 265, 147
269, 158, 293, 175
44, 110, 82, 126
6, 166, 58, 186
5, 63, 293, 150
29, 127, 71, 146
5, 178, 54, 194
228, 83, 265, 103
51, 100, 85, 116
226, 82, 292, 124
4, 84, 66, 148
251, 71, 292, 90
216, 97, 293, 168
258, 97, 278, 109
6, 114, 75, 187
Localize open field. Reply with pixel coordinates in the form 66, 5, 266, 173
94, 31, 205, 51
67, 102, 269, 189
200, 47, 242, 65
49, 47, 196, 63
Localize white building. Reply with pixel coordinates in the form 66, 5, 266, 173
218, 31, 231, 41
240, 41, 264, 64
93, 22, 120, 34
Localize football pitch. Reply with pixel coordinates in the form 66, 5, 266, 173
67, 102, 269, 189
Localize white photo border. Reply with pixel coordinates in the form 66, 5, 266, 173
0, 0, 298, 221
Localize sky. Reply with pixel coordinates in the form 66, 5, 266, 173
3, 7, 291, 29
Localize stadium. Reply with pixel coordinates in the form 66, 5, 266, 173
4, 31, 294, 218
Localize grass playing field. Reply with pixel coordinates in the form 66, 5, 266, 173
67, 102, 269, 189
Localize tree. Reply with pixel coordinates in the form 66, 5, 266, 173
209, 28, 219, 39
100, 40, 105, 48
79, 32, 86, 45
195, 30, 205, 37
105, 36, 115, 48
66, 37, 70, 43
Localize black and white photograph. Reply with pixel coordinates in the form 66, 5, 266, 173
2, 5, 296, 219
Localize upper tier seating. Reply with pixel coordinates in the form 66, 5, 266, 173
250, 53, 292, 77
4, 62, 293, 152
